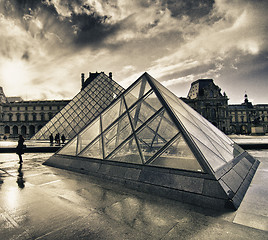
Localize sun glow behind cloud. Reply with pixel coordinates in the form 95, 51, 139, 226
0, 59, 31, 95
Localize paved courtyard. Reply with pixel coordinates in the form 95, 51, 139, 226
0, 148, 267, 239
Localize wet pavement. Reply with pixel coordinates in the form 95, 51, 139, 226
0, 150, 267, 239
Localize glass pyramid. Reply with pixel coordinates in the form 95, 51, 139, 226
32, 73, 124, 140
57, 72, 247, 173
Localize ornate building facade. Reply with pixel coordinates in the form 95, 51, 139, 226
181, 79, 230, 134
182, 79, 268, 135
0, 87, 69, 139
229, 94, 268, 134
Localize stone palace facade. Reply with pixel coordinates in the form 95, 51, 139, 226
0, 87, 69, 139
182, 79, 268, 135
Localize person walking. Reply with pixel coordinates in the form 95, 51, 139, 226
16, 135, 25, 164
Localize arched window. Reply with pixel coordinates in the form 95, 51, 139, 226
40, 113, 45, 121
9, 114, 13, 121
13, 126, 18, 136
16, 113, 21, 121
21, 126, 27, 135
32, 113, 36, 121
24, 113, 28, 121
29, 125, 35, 136
4, 126, 10, 134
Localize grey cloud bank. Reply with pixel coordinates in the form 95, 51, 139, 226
0, 0, 267, 103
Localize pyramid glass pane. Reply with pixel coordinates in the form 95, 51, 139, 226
156, 111, 178, 143
150, 135, 204, 172
58, 137, 77, 156
129, 91, 162, 130
173, 109, 228, 161
107, 136, 143, 164
32, 73, 124, 140
101, 98, 125, 131
112, 114, 133, 149
77, 118, 100, 154
103, 126, 119, 157
79, 136, 103, 159
135, 115, 162, 161
124, 77, 151, 108
191, 135, 226, 171
135, 110, 177, 162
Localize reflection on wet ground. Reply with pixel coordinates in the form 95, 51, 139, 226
0, 151, 267, 239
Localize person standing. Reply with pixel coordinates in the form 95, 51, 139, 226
61, 134, 66, 145
16, 135, 25, 164
55, 133, 60, 145
49, 134, 54, 146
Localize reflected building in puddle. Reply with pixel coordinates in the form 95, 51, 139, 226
45, 73, 259, 210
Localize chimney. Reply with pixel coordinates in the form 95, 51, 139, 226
81, 73, 85, 89
109, 72, 112, 79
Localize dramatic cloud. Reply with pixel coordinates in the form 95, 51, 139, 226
0, 0, 267, 103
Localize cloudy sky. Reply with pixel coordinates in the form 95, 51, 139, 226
0, 0, 267, 103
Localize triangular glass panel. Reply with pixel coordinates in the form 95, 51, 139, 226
58, 137, 77, 156
149, 134, 204, 172
129, 91, 163, 129
136, 126, 159, 162
79, 136, 103, 159
101, 98, 125, 131
124, 76, 151, 108
103, 124, 119, 157
107, 135, 143, 164
135, 110, 170, 161
156, 111, 178, 143
115, 113, 133, 147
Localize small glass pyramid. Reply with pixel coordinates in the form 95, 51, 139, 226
32, 73, 124, 140
47, 72, 259, 209
57, 72, 247, 173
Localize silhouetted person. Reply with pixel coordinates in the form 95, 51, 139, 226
17, 163, 25, 189
61, 134, 66, 144
49, 134, 54, 146
55, 133, 60, 146
3, 135, 7, 140
16, 135, 25, 164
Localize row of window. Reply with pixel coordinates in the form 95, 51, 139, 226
230, 110, 268, 115
230, 115, 268, 123
2, 112, 54, 122
3, 105, 63, 111
4, 125, 42, 136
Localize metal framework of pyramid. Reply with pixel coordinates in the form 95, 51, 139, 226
32, 72, 124, 140
45, 73, 259, 209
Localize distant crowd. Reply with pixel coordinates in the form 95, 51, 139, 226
49, 133, 66, 146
